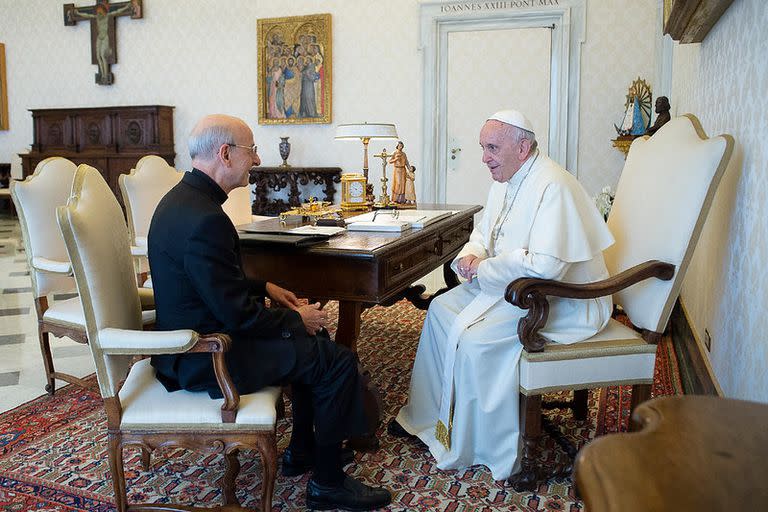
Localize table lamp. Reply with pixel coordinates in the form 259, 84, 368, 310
334, 123, 399, 182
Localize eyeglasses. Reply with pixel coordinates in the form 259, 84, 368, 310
227, 143, 258, 154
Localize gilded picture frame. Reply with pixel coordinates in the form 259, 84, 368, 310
257, 13, 332, 125
0, 43, 8, 130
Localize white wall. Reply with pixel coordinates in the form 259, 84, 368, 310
0, 0, 425, 180
0, 0, 656, 200
672, 0, 768, 402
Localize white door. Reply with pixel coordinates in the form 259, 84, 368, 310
445, 28, 551, 209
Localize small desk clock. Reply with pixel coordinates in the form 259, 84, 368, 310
340, 173, 369, 211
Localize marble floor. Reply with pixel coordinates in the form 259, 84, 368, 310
0, 212, 94, 413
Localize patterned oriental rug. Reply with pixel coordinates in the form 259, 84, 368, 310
0, 300, 681, 511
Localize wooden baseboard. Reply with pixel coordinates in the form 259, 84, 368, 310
669, 299, 721, 396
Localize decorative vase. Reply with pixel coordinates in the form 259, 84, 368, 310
279, 137, 291, 167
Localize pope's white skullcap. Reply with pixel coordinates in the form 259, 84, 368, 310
488, 109, 534, 134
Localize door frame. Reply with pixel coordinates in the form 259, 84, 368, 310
419, 0, 586, 203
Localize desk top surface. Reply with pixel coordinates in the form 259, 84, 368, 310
239, 203, 482, 256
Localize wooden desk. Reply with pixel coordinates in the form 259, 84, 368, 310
239, 204, 482, 351
574, 395, 768, 511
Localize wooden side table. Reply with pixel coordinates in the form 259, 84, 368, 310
249, 166, 341, 216
575, 395, 768, 511
0, 163, 14, 216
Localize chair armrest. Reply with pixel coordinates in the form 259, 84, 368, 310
31, 256, 72, 274
186, 333, 240, 423
98, 327, 198, 355
137, 287, 154, 309
504, 260, 675, 352
100, 328, 240, 422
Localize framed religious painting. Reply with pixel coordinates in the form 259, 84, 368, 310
257, 13, 332, 125
0, 43, 8, 130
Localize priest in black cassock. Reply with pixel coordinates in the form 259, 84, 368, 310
147, 114, 391, 511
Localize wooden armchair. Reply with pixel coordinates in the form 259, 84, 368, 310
58, 164, 279, 511
504, 114, 734, 491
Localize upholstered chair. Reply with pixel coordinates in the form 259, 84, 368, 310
118, 155, 183, 286
58, 164, 279, 511
504, 114, 734, 491
222, 184, 272, 226
12, 157, 155, 396
11, 157, 91, 394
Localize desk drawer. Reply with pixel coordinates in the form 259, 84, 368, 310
440, 219, 473, 256
384, 236, 442, 288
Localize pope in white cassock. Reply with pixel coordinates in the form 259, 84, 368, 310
394, 109, 615, 480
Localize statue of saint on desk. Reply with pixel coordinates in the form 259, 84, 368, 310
389, 141, 416, 207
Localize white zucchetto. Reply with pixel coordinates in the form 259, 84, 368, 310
487, 110, 534, 134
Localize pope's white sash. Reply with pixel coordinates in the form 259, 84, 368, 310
436, 286, 498, 450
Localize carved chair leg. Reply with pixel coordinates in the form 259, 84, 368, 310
509, 393, 542, 492
140, 448, 151, 472
38, 329, 56, 396
108, 434, 128, 512
572, 389, 589, 421
222, 449, 241, 506
256, 434, 278, 512
629, 383, 652, 432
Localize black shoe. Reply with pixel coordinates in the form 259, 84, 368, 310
282, 446, 355, 477
387, 419, 415, 439
307, 475, 392, 511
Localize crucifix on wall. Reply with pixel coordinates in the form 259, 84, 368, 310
63, 0, 143, 85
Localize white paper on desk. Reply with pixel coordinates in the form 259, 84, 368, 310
346, 220, 412, 232
288, 225, 347, 236
396, 210, 455, 228
346, 210, 454, 229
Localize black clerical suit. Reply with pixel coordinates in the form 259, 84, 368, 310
148, 169, 369, 446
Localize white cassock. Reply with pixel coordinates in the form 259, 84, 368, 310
397, 150, 615, 480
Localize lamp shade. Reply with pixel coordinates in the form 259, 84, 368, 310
335, 123, 398, 140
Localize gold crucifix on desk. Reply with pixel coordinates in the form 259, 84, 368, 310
372, 148, 392, 208
63, 0, 143, 85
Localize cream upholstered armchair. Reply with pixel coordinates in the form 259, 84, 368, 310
13, 157, 155, 396
222, 184, 272, 226
504, 114, 734, 491
118, 155, 183, 286
58, 164, 280, 511
12, 157, 87, 395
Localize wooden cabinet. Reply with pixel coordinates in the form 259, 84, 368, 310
249, 166, 341, 216
19, 105, 175, 202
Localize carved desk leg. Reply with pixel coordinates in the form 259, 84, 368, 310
336, 301, 362, 353
402, 261, 462, 311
